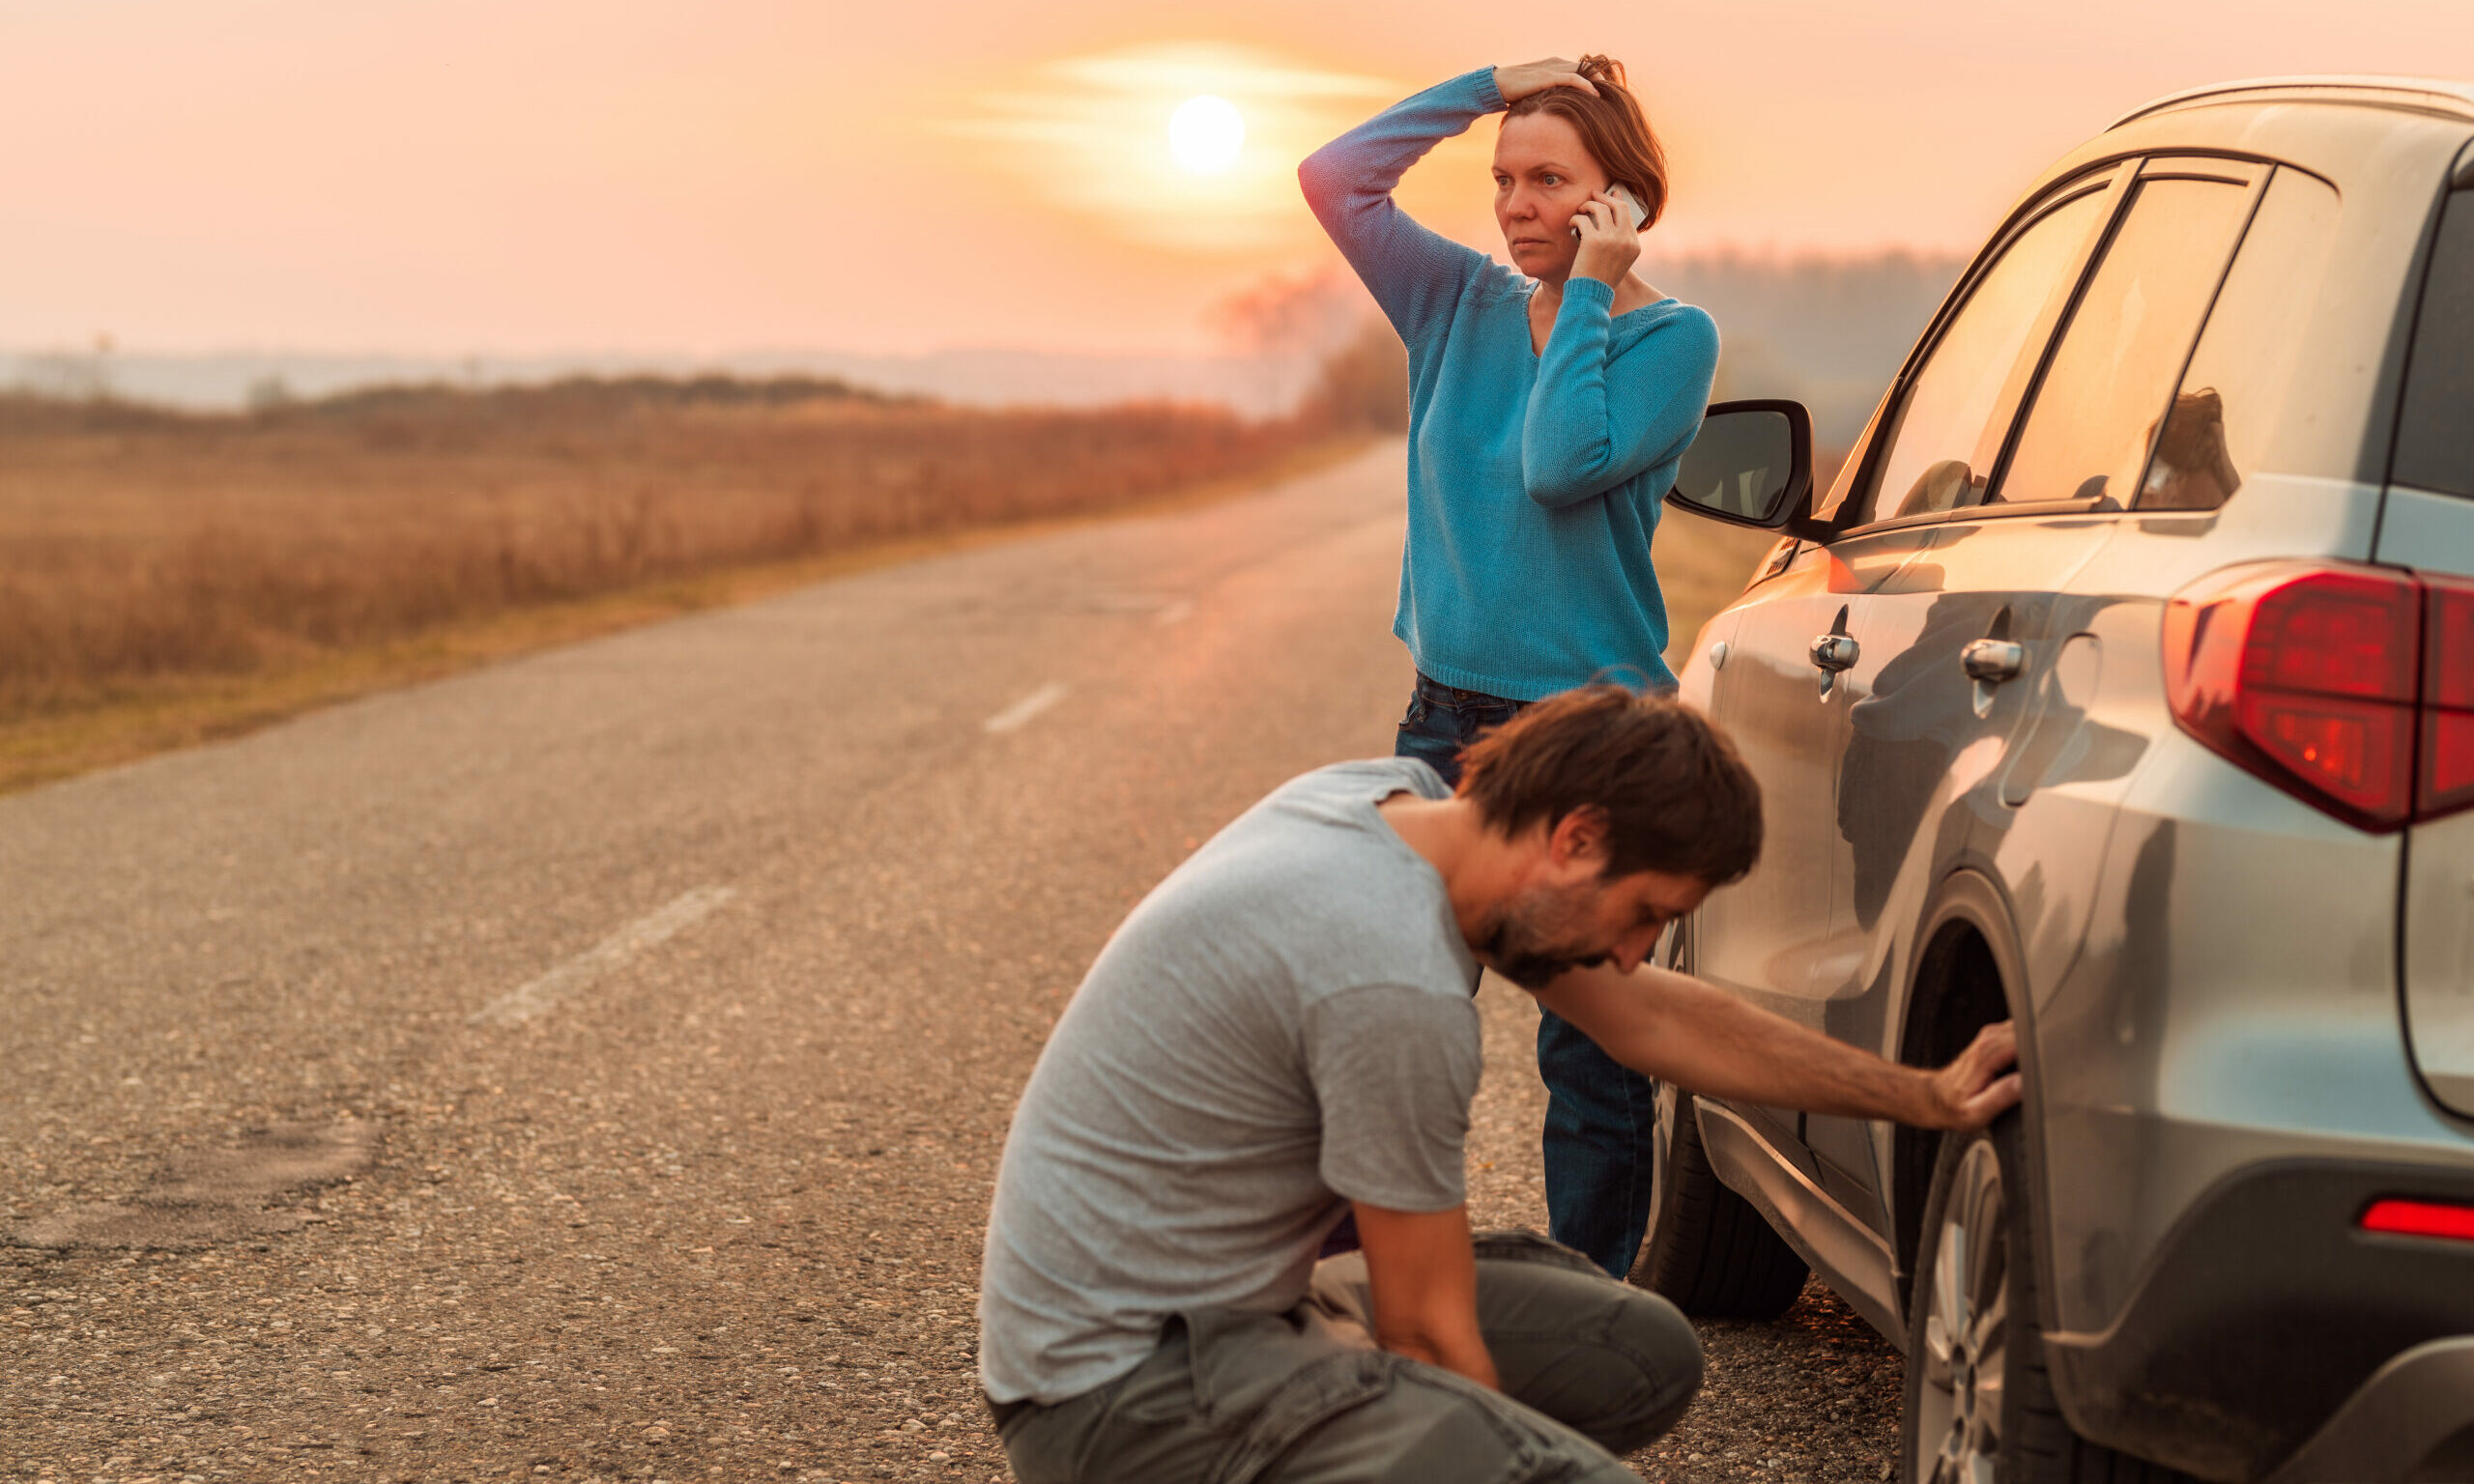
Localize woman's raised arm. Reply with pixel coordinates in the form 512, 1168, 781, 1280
1297, 71, 1502, 343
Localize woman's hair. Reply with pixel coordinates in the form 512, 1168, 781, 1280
1457, 685, 1762, 886
1504, 55, 1670, 231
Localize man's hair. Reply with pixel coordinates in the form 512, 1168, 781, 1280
1503, 54, 1671, 231
1457, 686, 1762, 885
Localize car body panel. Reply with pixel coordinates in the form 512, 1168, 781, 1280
1693, 1097, 1904, 1339
1698, 533, 1942, 1173
1803, 515, 2118, 1223
1673, 79, 2474, 1483
2382, 383, 2474, 1119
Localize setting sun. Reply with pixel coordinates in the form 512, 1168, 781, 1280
1169, 94, 1246, 175
944, 42, 1397, 255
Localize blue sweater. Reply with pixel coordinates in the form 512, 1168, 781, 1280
1299, 69, 1719, 699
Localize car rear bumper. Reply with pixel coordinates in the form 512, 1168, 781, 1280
2260, 1336, 2474, 1484
2040, 1159, 2474, 1483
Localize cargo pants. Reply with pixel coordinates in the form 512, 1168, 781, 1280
992, 1231, 1702, 1483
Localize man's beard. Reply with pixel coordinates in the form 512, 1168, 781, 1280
1479, 883, 1609, 989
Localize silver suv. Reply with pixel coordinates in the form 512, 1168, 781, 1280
1649, 78, 2474, 1484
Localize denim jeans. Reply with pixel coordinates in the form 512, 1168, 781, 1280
1395, 674, 1663, 1280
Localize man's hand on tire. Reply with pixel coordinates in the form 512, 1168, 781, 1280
1923, 1021, 2023, 1130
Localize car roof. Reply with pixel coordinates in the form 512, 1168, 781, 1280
2113, 75, 2474, 129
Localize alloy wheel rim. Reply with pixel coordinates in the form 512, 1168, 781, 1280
1915, 1139, 2007, 1484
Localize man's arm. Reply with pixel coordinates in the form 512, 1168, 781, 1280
1350, 1202, 1498, 1389
1531, 962, 2022, 1129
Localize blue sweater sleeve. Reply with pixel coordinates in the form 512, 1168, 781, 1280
1523, 277, 1720, 508
1298, 69, 1501, 343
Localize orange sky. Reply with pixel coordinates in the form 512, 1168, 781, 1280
3, 0, 2470, 357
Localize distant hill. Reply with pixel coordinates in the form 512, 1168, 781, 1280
0, 347, 1304, 419
4, 249, 1966, 439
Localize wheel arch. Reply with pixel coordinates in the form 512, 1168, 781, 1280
1889, 870, 2057, 1330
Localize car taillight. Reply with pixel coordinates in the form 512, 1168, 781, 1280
2425, 582, 2474, 818
2360, 1197, 2474, 1241
2163, 562, 2474, 831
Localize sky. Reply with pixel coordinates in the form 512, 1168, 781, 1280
3, 0, 2471, 359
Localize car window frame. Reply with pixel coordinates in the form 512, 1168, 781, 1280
2388, 165, 2474, 502
1819, 153, 2286, 541
1816, 160, 2135, 536
1990, 157, 2270, 515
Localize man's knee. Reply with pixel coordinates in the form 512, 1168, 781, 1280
1597, 1286, 1702, 1449
1471, 1232, 1703, 1452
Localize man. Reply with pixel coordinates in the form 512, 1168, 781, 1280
978, 687, 2020, 1482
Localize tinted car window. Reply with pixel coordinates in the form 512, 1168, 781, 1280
1997, 177, 2254, 508
2395, 187, 2474, 499
2140, 169, 2344, 511
1849, 188, 2108, 527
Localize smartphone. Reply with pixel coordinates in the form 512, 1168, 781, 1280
1573, 185, 1648, 238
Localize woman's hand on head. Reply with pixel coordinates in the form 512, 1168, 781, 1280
1569, 194, 1641, 287
1492, 59, 1599, 106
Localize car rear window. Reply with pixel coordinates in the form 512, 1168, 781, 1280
1998, 175, 2254, 508
2135, 168, 2342, 511
2395, 187, 2474, 499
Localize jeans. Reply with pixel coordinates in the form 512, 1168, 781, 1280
1395, 674, 1663, 1280
993, 1231, 1701, 1484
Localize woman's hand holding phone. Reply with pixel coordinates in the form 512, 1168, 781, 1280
1570, 191, 1642, 288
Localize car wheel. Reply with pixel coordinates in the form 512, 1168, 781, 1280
1628, 918, 1811, 1317
1626, 1078, 1812, 1316
1903, 1115, 2194, 1484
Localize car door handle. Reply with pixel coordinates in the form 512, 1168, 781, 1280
1963, 639, 2027, 683
1809, 635, 1859, 672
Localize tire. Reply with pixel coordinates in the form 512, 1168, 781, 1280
1902, 1115, 2195, 1484
1626, 915, 1810, 1317
1625, 1077, 1813, 1317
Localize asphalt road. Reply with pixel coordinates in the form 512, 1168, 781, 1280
1, 442, 1902, 1484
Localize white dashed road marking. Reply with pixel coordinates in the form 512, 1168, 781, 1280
471, 885, 737, 1025
983, 681, 1068, 735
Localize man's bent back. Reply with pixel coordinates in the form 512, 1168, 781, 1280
980, 757, 1485, 1405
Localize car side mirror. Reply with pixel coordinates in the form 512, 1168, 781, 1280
1664, 399, 1825, 537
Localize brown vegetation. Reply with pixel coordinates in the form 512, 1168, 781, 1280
0, 357, 1408, 733
0, 328, 1844, 799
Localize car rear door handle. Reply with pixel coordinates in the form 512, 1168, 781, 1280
1963, 639, 2027, 683
1809, 635, 1859, 672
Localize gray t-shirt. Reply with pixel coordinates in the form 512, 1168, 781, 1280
978, 758, 1483, 1404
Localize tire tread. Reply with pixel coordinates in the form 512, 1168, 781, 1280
1628, 1096, 1809, 1318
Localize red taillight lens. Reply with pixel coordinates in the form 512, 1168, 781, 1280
2165, 565, 2420, 830
2240, 692, 2411, 820
2424, 585, 2474, 818
2360, 1197, 2474, 1241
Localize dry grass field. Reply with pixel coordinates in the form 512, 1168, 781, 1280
0, 381, 1364, 712
0, 356, 1406, 791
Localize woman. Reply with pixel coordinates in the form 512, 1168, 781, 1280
1300, 56, 1718, 1280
